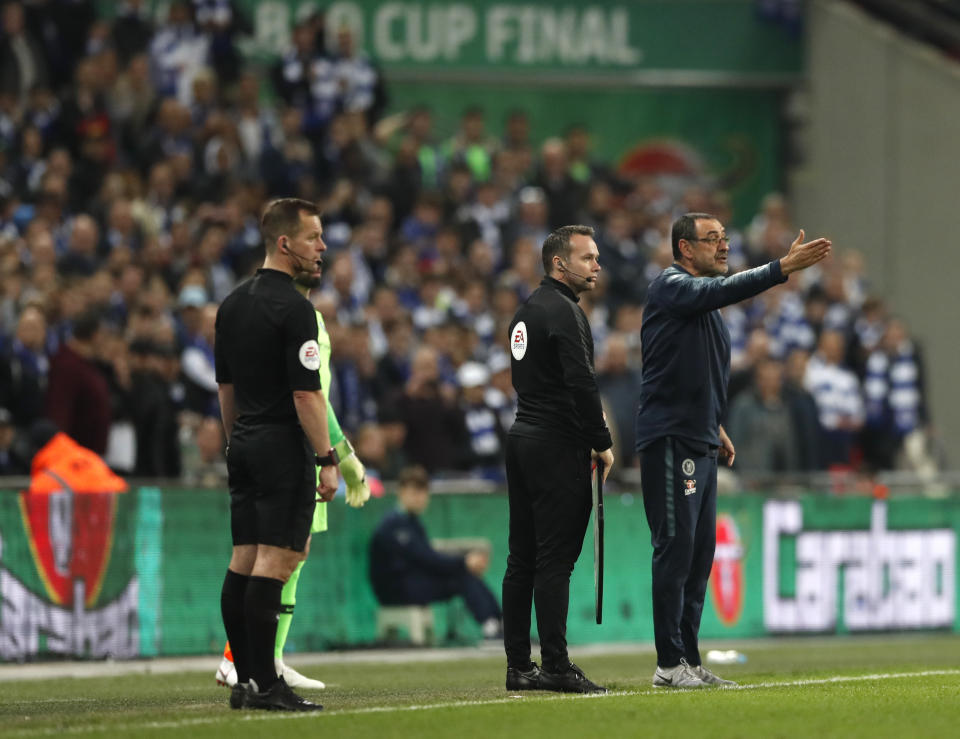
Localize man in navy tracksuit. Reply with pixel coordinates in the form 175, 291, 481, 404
369, 465, 502, 633
636, 213, 831, 688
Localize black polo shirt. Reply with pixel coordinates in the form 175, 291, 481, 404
214, 268, 321, 428
508, 276, 612, 452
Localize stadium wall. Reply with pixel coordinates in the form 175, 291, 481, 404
1, 488, 956, 661
792, 0, 960, 465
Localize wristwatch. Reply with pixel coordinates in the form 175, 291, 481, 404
315, 447, 340, 467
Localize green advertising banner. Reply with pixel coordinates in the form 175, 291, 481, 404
0, 488, 141, 661
233, 0, 802, 80
99, 0, 802, 80
3, 488, 954, 661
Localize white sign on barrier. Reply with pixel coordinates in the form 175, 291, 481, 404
763, 500, 955, 632
0, 570, 140, 660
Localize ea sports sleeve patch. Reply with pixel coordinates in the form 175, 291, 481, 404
299, 340, 321, 371
510, 321, 528, 360
285, 299, 322, 391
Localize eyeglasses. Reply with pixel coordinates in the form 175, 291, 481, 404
688, 235, 730, 247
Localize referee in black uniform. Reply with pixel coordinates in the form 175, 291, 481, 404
215, 198, 339, 711
502, 225, 615, 694
636, 213, 831, 689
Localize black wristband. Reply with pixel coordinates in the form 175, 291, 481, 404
315, 446, 340, 467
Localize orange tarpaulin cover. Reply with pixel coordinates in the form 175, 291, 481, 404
27, 432, 128, 495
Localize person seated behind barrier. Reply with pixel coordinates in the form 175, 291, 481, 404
369, 465, 502, 638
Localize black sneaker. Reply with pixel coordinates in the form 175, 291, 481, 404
505, 663, 542, 691
246, 676, 324, 712
229, 682, 249, 709
539, 662, 607, 694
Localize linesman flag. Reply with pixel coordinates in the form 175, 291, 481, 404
593, 459, 605, 624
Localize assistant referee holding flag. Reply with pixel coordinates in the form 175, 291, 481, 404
502, 225, 614, 694
215, 198, 338, 712
636, 213, 830, 689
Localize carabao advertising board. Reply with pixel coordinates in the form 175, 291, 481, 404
763, 499, 956, 633
1, 488, 957, 660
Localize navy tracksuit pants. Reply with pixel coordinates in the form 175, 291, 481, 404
639, 436, 718, 668
378, 571, 501, 625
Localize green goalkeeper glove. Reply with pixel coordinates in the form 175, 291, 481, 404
334, 438, 370, 508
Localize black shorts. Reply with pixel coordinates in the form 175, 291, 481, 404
226, 422, 316, 550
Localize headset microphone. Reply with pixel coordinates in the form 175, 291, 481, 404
559, 260, 593, 282
283, 239, 322, 270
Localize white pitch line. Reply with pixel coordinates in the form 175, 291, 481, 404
737, 669, 960, 690
5, 668, 960, 737
0, 635, 947, 683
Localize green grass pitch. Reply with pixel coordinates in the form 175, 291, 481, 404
2, 634, 959, 738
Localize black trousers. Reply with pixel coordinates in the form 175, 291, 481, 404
640, 436, 718, 668
502, 435, 592, 672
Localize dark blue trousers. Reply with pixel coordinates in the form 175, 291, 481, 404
380, 572, 501, 625
639, 436, 717, 668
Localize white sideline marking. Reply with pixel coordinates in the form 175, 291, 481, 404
0, 635, 943, 683
6, 669, 960, 737
736, 670, 960, 690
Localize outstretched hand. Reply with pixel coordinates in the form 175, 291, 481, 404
780, 229, 832, 275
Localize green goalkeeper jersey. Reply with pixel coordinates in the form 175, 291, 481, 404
313, 308, 344, 533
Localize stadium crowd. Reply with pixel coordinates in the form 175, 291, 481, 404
0, 0, 935, 487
